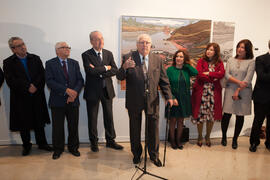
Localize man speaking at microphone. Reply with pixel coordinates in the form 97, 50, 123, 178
117, 34, 173, 167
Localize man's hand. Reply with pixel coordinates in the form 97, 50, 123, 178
67, 96, 75, 104
89, 63, 95, 68
105, 65, 111, 70
28, 83, 37, 94
202, 72, 209, 76
123, 57, 135, 70
66, 88, 78, 99
166, 99, 174, 107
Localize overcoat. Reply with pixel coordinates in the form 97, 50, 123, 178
3, 53, 50, 131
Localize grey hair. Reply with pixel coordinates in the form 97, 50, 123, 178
136, 34, 152, 43
55, 42, 66, 50
89, 31, 102, 41
8, 37, 23, 49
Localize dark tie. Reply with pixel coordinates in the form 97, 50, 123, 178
98, 52, 106, 88
62, 60, 69, 81
97, 52, 102, 63
142, 56, 147, 79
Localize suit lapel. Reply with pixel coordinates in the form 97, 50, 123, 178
67, 58, 73, 78
55, 57, 67, 80
90, 48, 103, 66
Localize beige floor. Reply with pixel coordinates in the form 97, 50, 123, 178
0, 137, 269, 180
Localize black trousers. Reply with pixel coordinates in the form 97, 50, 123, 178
20, 127, 48, 148
250, 102, 270, 146
128, 109, 159, 159
51, 104, 79, 153
86, 88, 116, 145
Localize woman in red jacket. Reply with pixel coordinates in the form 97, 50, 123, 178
191, 43, 225, 147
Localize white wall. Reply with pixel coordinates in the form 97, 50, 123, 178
0, 0, 270, 144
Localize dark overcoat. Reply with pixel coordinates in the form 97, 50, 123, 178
3, 53, 50, 131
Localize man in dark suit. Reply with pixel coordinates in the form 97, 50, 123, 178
3, 37, 52, 156
0, 67, 4, 106
46, 42, 84, 159
117, 34, 173, 167
82, 31, 123, 152
250, 40, 270, 152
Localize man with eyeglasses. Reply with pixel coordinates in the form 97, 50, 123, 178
117, 34, 173, 167
3, 37, 52, 156
82, 31, 123, 152
45, 42, 84, 159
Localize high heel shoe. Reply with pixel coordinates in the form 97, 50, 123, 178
197, 140, 202, 147
221, 138, 227, 146
206, 141, 211, 147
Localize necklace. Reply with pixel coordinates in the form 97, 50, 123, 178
237, 59, 242, 69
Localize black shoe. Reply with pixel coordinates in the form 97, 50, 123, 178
150, 157, 162, 167
133, 156, 141, 164
22, 144, 32, 156
38, 144, 53, 152
171, 142, 177, 149
249, 144, 257, 152
106, 142, 123, 150
221, 138, 227, 146
91, 145, 99, 152
52, 151, 62, 160
69, 150, 80, 157
232, 140, 238, 149
178, 145, 184, 150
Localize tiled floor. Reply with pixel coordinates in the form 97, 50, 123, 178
0, 137, 269, 180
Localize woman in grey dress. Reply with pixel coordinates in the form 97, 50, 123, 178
221, 39, 255, 149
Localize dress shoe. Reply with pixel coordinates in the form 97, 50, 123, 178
22, 144, 32, 156
69, 150, 80, 157
38, 144, 53, 152
249, 144, 257, 152
178, 144, 184, 150
150, 157, 162, 167
206, 141, 211, 147
221, 138, 227, 146
197, 140, 202, 147
91, 145, 99, 152
171, 142, 177, 149
133, 156, 141, 164
232, 140, 238, 149
52, 152, 62, 160
106, 142, 123, 150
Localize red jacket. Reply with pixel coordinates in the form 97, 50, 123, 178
191, 58, 225, 120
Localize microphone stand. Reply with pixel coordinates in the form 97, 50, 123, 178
135, 74, 167, 180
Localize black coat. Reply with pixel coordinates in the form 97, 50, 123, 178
252, 53, 270, 104
3, 53, 50, 131
82, 48, 117, 101
0, 67, 4, 106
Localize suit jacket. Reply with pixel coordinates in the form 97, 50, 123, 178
0, 67, 4, 106
82, 48, 117, 102
252, 53, 270, 104
3, 53, 50, 131
45, 57, 84, 107
116, 51, 172, 115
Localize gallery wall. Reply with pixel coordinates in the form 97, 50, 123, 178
0, 0, 270, 144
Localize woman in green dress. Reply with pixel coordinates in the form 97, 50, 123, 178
166, 50, 198, 149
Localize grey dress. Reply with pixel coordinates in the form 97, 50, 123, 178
223, 57, 255, 115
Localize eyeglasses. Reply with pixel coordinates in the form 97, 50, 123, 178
58, 46, 71, 50
138, 41, 151, 45
11, 43, 25, 49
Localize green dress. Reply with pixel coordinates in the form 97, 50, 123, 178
166, 64, 198, 118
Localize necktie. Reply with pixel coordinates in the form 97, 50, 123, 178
142, 56, 147, 79
97, 52, 102, 63
98, 52, 105, 88
62, 61, 69, 80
